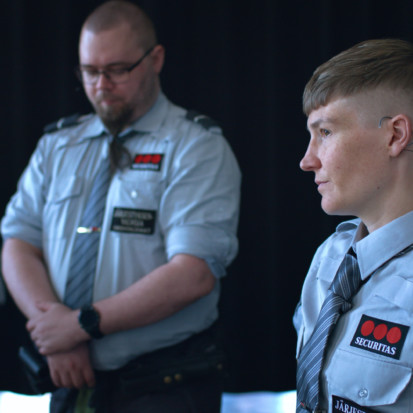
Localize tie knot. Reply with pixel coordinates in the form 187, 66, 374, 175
110, 133, 134, 170
330, 251, 361, 303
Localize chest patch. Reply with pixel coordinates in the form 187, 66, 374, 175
333, 395, 376, 413
110, 208, 156, 234
350, 314, 409, 360
131, 153, 164, 171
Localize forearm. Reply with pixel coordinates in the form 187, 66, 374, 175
95, 253, 216, 335
1, 238, 58, 319
29, 253, 216, 355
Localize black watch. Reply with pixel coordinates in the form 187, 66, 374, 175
78, 305, 104, 339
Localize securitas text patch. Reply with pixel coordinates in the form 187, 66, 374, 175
350, 314, 409, 360
333, 395, 376, 413
131, 153, 164, 171
111, 208, 156, 234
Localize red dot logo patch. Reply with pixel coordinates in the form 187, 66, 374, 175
351, 315, 409, 360
372, 323, 387, 341
387, 327, 402, 344
360, 320, 374, 336
132, 154, 164, 171
360, 320, 403, 344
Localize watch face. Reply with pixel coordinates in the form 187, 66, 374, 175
82, 307, 99, 326
79, 305, 103, 338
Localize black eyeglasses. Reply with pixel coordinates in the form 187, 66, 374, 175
76, 46, 156, 85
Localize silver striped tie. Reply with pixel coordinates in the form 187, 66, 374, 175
64, 156, 111, 309
296, 250, 361, 412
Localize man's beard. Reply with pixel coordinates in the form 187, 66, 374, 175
92, 97, 134, 170
93, 96, 134, 137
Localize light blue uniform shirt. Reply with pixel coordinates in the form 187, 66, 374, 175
2, 93, 241, 370
295, 211, 413, 412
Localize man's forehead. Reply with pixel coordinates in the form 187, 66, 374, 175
79, 25, 142, 64
307, 93, 385, 130
307, 89, 406, 128
80, 22, 141, 47
307, 98, 353, 128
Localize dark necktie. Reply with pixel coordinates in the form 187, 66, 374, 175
296, 249, 362, 412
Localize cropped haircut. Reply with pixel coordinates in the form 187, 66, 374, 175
303, 39, 413, 115
82, 0, 157, 49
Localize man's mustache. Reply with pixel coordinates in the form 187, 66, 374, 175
95, 92, 120, 103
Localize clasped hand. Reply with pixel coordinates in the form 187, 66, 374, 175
27, 301, 84, 355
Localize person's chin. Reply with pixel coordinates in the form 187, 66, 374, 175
96, 106, 122, 124
321, 200, 353, 217
321, 198, 341, 216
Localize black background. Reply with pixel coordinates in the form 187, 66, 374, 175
2, 0, 413, 394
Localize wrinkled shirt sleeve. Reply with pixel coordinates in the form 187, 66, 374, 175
159, 126, 241, 278
2, 138, 47, 248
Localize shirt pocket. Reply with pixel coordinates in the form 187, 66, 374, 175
44, 175, 84, 238
374, 274, 413, 313
326, 348, 412, 408
109, 171, 165, 210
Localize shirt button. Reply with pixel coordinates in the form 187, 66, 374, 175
131, 190, 138, 198
358, 388, 368, 398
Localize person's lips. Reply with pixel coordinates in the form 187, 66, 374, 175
315, 179, 328, 191
96, 93, 120, 105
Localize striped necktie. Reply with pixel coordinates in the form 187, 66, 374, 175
64, 132, 134, 308
296, 249, 362, 412
64, 152, 111, 309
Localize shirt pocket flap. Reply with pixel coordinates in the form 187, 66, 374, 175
375, 275, 413, 312
327, 348, 412, 407
48, 176, 83, 203
317, 256, 341, 289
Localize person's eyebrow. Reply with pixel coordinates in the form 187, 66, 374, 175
307, 117, 336, 131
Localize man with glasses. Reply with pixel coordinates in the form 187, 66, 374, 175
1, 1, 240, 412
295, 38, 413, 412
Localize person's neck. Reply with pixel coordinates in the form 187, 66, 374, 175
111, 88, 161, 136
362, 202, 413, 234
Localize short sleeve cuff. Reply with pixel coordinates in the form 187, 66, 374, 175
165, 224, 238, 278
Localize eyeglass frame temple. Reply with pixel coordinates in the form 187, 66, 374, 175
75, 45, 157, 83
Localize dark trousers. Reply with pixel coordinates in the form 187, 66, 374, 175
51, 324, 226, 413
101, 374, 222, 413
50, 375, 223, 413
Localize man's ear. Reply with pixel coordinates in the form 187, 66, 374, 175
151, 44, 165, 74
388, 114, 412, 157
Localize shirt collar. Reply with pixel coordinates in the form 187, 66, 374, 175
128, 92, 167, 133
353, 210, 413, 280
80, 116, 106, 140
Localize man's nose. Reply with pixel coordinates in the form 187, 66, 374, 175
95, 72, 114, 89
300, 141, 320, 171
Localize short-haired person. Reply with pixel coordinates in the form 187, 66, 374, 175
294, 38, 413, 412
1, 1, 240, 412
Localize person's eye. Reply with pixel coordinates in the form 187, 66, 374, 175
107, 68, 128, 76
84, 69, 99, 76
320, 129, 331, 138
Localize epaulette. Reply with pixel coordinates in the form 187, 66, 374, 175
43, 113, 82, 133
185, 110, 220, 131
